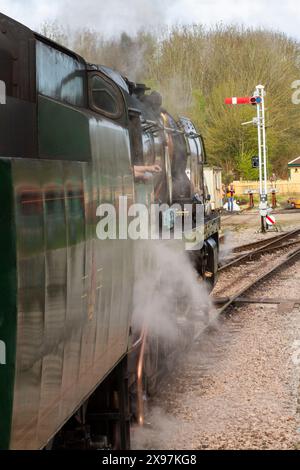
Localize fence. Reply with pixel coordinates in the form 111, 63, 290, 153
232, 180, 300, 197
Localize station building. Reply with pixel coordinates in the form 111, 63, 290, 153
288, 157, 300, 183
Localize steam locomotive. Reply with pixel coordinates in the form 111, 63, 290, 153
0, 13, 220, 449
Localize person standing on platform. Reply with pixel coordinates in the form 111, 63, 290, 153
227, 183, 235, 212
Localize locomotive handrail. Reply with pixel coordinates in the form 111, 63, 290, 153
141, 119, 186, 136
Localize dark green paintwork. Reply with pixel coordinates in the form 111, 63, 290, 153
9, 118, 135, 449
0, 160, 17, 449
38, 96, 91, 161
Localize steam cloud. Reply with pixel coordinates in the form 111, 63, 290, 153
131, 241, 221, 450
132, 240, 212, 343
218, 230, 235, 265
131, 406, 191, 450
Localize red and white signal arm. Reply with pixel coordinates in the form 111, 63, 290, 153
224, 96, 262, 105
266, 214, 276, 226
225, 97, 251, 105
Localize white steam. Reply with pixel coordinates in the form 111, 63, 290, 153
132, 240, 212, 342
218, 230, 235, 264
131, 240, 220, 450
131, 406, 189, 450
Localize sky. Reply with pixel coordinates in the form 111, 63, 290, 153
0, 0, 300, 40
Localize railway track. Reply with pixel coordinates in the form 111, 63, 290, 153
145, 245, 300, 451
219, 228, 300, 272
139, 226, 300, 449
141, 233, 300, 422
214, 245, 300, 315
147, 236, 300, 384
232, 232, 295, 253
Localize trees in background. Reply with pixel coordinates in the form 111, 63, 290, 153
40, 22, 300, 180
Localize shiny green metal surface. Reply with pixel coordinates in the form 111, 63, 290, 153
10, 115, 135, 449
38, 96, 91, 161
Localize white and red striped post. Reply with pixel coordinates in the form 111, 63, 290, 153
254, 85, 268, 233
225, 86, 269, 232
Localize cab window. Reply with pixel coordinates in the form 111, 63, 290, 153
36, 41, 85, 107
89, 74, 123, 119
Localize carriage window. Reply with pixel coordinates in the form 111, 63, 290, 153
89, 74, 123, 118
36, 41, 85, 107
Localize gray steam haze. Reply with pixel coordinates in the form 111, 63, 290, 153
132, 240, 214, 342
219, 230, 235, 264
131, 240, 217, 450
1, 0, 300, 39
131, 406, 188, 450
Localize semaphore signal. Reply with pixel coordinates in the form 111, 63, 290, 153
224, 96, 262, 105
225, 85, 270, 233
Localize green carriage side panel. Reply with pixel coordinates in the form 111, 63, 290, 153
11, 161, 43, 448
9, 115, 135, 449
38, 95, 91, 161
0, 159, 17, 449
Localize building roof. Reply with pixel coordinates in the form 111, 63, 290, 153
288, 157, 300, 166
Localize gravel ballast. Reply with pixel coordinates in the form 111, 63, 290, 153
132, 228, 300, 450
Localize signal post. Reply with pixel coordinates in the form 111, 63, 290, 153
225, 85, 269, 232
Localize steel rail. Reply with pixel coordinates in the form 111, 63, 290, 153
215, 247, 300, 315
219, 228, 300, 272
232, 231, 297, 253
